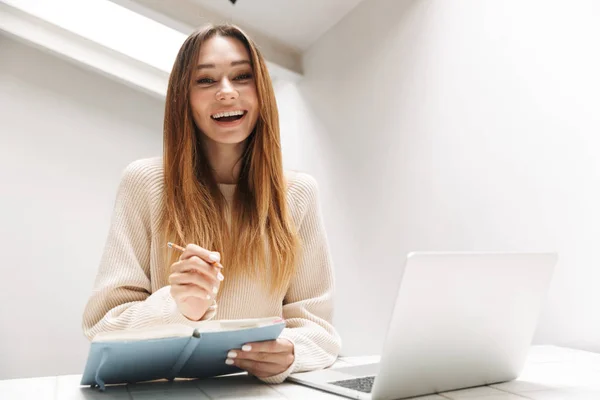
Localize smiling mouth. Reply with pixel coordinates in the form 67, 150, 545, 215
211, 110, 247, 123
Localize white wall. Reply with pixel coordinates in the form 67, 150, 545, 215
275, 79, 358, 286
0, 35, 165, 379
292, 0, 600, 356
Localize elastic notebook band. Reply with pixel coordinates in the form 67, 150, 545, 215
168, 331, 202, 380
94, 347, 109, 391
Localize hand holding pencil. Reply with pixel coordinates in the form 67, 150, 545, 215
167, 242, 224, 321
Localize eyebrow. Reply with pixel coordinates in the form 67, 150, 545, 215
196, 60, 251, 70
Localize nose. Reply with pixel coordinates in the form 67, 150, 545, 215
216, 78, 239, 101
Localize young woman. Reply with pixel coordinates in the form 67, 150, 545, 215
82, 24, 341, 384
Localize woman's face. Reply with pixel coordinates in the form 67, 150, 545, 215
189, 35, 259, 147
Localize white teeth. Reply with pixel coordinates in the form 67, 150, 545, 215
212, 110, 244, 119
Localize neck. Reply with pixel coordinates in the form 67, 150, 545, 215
202, 138, 246, 184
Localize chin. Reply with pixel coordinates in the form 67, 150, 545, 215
204, 129, 252, 146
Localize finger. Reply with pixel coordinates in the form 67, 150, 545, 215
231, 359, 284, 377
180, 243, 220, 264
181, 256, 218, 279
230, 349, 294, 366
241, 339, 292, 354
170, 282, 212, 301
172, 257, 221, 286
169, 272, 219, 296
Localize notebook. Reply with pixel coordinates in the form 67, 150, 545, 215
80, 316, 285, 390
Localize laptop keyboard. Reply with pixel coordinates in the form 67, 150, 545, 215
328, 376, 375, 393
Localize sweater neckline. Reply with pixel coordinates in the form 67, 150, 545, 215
218, 183, 236, 201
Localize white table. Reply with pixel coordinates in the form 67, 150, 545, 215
1, 346, 599, 399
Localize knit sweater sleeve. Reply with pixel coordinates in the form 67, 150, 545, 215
260, 173, 342, 384
81, 161, 214, 341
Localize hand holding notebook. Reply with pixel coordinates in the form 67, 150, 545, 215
224, 336, 295, 378
81, 316, 285, 391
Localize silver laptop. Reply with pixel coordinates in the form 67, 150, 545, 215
289, 252, 557, 400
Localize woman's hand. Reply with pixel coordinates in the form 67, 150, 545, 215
169, 244, 224, 321
226, 339, 295, 378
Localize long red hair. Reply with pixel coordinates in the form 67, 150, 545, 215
160, 24, 299, 296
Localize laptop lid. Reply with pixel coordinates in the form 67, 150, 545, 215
371, 252, 557, 399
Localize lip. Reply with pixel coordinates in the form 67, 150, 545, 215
211, 110, 247, 128
211, 109, 247, 118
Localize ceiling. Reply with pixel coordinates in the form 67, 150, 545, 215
189, 0, 368, 51
0, 0, 366, 101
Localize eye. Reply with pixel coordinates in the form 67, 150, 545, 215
196, 77, 215, 85
234, 73, 253, 81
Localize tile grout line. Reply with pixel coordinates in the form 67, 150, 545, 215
488, 385, 535, 399
437, 384, 535, 400
193, 380, 214, 400
198, 386, 214, 400
270, 383, 300, 399
257, 381, 289, 399
53, 377, 59, 400
125, 384, 135, 400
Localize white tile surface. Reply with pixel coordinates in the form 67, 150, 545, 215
527, 346, 600, 367
271, 382, 345, 399
449, 395, 529, 400
58, 375, 130, 400
526, 346, 573, 364
196, 374, 286, 399
130, 390, 209, 400
525, 387, 600, 400
490, 380, 562, 393
1, 346, 599, 399
441, 385, 514, 399
517, 363, 600, 390
127, 378, 210, 399
0, 376, 56, 400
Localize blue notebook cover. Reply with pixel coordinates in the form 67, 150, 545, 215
80, 317, 285, 390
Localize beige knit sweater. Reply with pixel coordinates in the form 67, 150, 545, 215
81, 157, 341, 384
